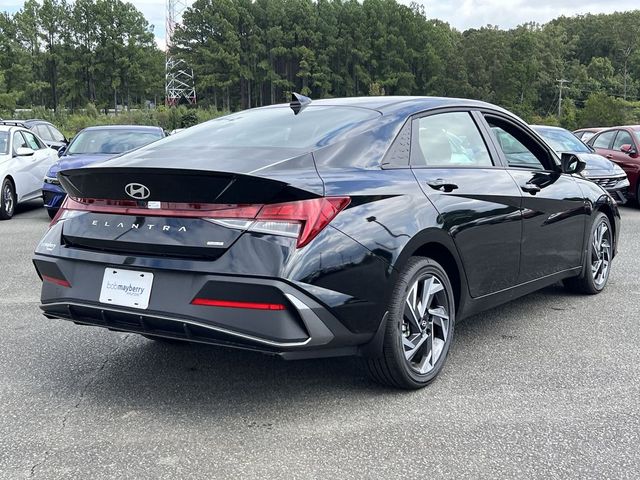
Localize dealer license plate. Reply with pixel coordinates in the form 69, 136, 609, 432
99, 268, 154, 310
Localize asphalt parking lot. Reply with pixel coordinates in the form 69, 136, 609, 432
1, 200, 639, 479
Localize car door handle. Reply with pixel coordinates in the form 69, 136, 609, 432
521, 183, 541, 194
606, 154, 613, 159
426, 179, 458, 192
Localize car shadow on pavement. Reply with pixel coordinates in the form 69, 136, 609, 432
29, 283, 576, 420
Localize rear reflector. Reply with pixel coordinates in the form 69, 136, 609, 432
56, 196, 350, 248
42, 275, 71, 288
191, 298, 286, 311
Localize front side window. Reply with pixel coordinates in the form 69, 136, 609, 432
613, 130, 634, 150
13, 132, 27, 152
487, 118, 552, 170
22, 131, 43, 150
591, 130, 616, 149
412, 112, 493, 167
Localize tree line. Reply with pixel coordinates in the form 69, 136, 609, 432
1, 0, 640, 129
0, 0, 163, 113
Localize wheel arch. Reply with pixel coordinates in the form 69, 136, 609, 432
392, 228, 469, 315
593, 196, 619, 256
3, 175, 16, 198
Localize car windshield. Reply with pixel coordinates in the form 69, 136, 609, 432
67, 129, 163, 155
535, 128, 590, 154
149, 106, 379, 150
0, 132, 8, 154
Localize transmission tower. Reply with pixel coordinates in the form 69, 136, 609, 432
165, 0, 196, 106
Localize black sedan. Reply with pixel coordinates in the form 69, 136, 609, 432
533, 125, 629, 203
34, 96, 619, 389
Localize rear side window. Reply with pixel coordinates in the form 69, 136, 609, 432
613, 130, 634, 150
592, 131, 616, 149
411, 112, 493, 167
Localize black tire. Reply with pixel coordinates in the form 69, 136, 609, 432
46, 208, 58, 220
365, 256, 456, 389
563, 212, 612, 294
0, 178, 15, 220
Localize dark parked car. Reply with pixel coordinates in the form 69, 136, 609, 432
533, 125, 629, 203
0, 119, 68, 151
33, 96, 619, 389
42, 125, 165, 218
587, 125, 640, 205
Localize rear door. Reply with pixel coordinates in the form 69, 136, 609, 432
481, 114, 586, 283
410, 110, 523, 298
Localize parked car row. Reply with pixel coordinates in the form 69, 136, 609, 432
0, 120, 165, 220
585, 125, 640, 205
533, 125, 629, 204
43, 125, 165, 218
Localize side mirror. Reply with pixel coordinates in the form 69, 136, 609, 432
560, 153, 586, 175
15, 147, 35, 157
57, 145, 66, 157
587, 144, 596, 153
620, 144, 637, 155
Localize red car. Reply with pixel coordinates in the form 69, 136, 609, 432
587, 125, 640, 203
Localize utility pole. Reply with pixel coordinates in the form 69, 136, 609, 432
622, 46, 632, 100
557, 79, 569, 119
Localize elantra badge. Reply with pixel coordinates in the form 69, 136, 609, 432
125, 183, 150, 200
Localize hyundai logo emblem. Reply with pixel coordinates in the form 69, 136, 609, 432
125, 183, 150, 200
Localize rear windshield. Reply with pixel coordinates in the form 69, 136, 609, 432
153, 106, 380, 149
68, 129, 163, 155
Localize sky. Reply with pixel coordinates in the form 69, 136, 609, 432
2, 0, 639, 50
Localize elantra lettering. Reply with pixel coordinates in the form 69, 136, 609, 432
90, 219, 187, 232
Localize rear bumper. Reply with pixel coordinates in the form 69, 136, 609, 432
33, 254, 372, 359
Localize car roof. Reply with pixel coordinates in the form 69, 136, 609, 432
263, 95, 512, 116
574, 127, 605, 132
0, 125, 26, 133
531, 125, 568, 132
79, 125, 163, 132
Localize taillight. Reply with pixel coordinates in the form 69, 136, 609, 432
253, 197, 350, 248
57, 196, 350, 248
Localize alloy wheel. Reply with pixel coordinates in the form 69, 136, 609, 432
591, 219, 611, 288
3, 183, 13, 216
401, 274, 451, 374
